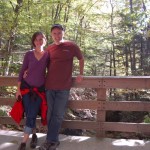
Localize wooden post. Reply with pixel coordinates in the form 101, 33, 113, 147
96, 88, 106, 137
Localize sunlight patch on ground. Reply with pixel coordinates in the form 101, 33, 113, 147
0, 130, 23, 137
70, 136, 90, 142
112, 139, 145, 147
0, 143, 15, 149
60, 134, 90, 142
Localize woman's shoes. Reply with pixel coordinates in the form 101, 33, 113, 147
30, 133, 38, 149
18, 143, 26, 150
18, 133, 37, 149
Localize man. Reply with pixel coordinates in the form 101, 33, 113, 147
39, 24, 84, 150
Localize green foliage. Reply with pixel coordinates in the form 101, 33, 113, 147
0, 107, 8, 117
144, 113, 150, 123
9, 63, 21, 75
0, 0, 150, 76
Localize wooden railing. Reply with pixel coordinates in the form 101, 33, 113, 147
0, 76, 150, 137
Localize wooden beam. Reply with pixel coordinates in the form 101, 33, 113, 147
62, 120, 97, 130
67, 100, 98, 109
103, 77, 150, 89
103, 122, 150, 133
105, 101, 150, 111
0, 117, 97, 130
0, 98, 15, 106
96, 88, 106, 137
0, 76, 17, 86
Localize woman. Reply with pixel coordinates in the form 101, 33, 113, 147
16, 31, 49, 150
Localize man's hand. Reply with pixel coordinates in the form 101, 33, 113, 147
23, 70, 28, 78
76, 75, 83, 83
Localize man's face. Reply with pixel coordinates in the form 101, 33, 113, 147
51, 28, 64, 45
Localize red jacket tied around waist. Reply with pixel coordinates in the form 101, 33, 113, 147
10, 85, 47, 126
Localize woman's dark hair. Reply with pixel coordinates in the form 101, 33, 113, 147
31, 31, 47, 48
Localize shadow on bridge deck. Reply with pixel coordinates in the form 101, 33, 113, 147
0, 130, 149, 150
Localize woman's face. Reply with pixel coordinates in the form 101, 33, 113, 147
34, 34, 46, 48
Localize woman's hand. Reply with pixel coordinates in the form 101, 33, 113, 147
16, 89, 22, 100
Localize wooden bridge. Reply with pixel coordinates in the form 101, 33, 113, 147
0, 76, 150, 138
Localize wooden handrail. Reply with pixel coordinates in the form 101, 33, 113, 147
0, 76, 150, 138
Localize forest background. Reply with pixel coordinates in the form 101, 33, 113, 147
0, 0, 150, 76
0, 0, 150, 138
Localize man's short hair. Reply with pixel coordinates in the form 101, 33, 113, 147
51, 24, 65, 32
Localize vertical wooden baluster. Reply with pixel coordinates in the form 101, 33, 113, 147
96, 88, 106, 137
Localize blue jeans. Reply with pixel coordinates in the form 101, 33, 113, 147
22, 94, 42, 134
46, 90, 70, 142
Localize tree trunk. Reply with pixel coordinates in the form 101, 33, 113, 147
125, 45, 129, 75
4, 0, 23, 75
110, 0, 116, 76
